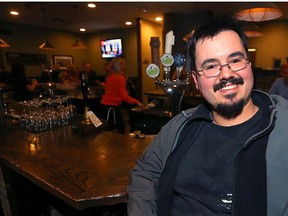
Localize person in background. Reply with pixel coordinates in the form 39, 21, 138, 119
58, 70, 72, 84
269, 63, 288, 99
100, 57, 143, 134
103, 61, 112, 80
67, 64, 80, 84
59, 64, 80, 85
51, 64, 61, 83
10, 63, 39, 101
127, 15, 288, 216
0, 66, 12, 91
79, 62, 104, 87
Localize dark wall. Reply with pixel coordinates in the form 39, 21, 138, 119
164, 11, 213, 54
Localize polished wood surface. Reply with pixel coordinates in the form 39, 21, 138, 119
0, 119, 153, 210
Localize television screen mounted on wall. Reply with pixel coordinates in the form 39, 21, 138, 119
100, 38, 123, 59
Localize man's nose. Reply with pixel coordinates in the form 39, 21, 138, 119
218, 63, 235, 79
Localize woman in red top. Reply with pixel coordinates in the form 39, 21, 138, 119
101, 57, 143, 134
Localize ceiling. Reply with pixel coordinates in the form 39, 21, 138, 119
0, 2, 288, 34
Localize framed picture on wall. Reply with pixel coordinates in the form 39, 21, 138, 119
53, 55, 73, 70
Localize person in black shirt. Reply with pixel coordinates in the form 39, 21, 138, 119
10, 63, 39, 101
0, 66, 12, 91
79, 62, 100, 86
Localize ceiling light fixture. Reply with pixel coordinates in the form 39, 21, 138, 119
88, 3, 96, 8
10, 11, 19, 16
38, 8, 56, 50
39, 39, 56, 50
243, 22, 264, 38
0, 38, 10, 48
155, 17, 162, 22
236, 2, 282, 22
71, 5, 87, 49
125, 21, 132, 26
71, 38, 88, 49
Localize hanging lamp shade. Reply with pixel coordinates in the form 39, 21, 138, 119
0, 38, 10, 48
38, 8, 56, 50
70, 5, 88, 50
243, 22, 264, 38
70, 38, 87, 49
39, 39, 56, 50
236, 3, 282, 22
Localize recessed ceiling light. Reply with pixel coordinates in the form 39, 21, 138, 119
10, 11, 19, 16
155, 17, 162, 22
88, 3, 96, 8
125, 21, 132, 26
80, 28, 86, 32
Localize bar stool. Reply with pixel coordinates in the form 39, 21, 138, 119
106, 107, 116, 124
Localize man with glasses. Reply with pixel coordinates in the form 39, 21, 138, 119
127, 15, 288, 216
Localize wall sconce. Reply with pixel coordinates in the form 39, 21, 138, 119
236, 3, 282, 22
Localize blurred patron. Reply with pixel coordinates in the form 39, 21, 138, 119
103, 61, 112, 81
59, 64, 80, 85
10, 63, 40, 101
0, 66, 12, 91
269, 63, 288, 99
100, 57, 143, 134
79, 62, 103, 87
51, 64, 61, 83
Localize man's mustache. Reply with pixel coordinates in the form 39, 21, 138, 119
214, 77, 244, 92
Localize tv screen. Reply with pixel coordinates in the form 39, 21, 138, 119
100, 38, 123, 59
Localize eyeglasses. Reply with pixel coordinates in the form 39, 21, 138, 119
197, 56, 250, 78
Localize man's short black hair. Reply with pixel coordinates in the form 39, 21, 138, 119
186, 14, 248, 73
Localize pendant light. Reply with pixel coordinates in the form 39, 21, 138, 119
243, 22, 264, 38
39, 8, 56, 51
236, 2, 282, 22
71, 5, 87, 49
71, 38, 88, 49
0, 38, 10, 48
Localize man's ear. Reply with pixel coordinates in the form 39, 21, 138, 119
191, 71, 199, 90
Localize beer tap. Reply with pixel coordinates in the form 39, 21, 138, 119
146, 31, 190, 116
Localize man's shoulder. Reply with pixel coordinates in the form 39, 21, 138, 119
165, 107, 198, 126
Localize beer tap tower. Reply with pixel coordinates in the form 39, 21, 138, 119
146, 31, 190, 116
80, 73, 92, 125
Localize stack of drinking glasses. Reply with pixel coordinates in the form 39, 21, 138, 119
18, 95, 76, 133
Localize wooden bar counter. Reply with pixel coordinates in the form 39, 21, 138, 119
0, 117, 153, 214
